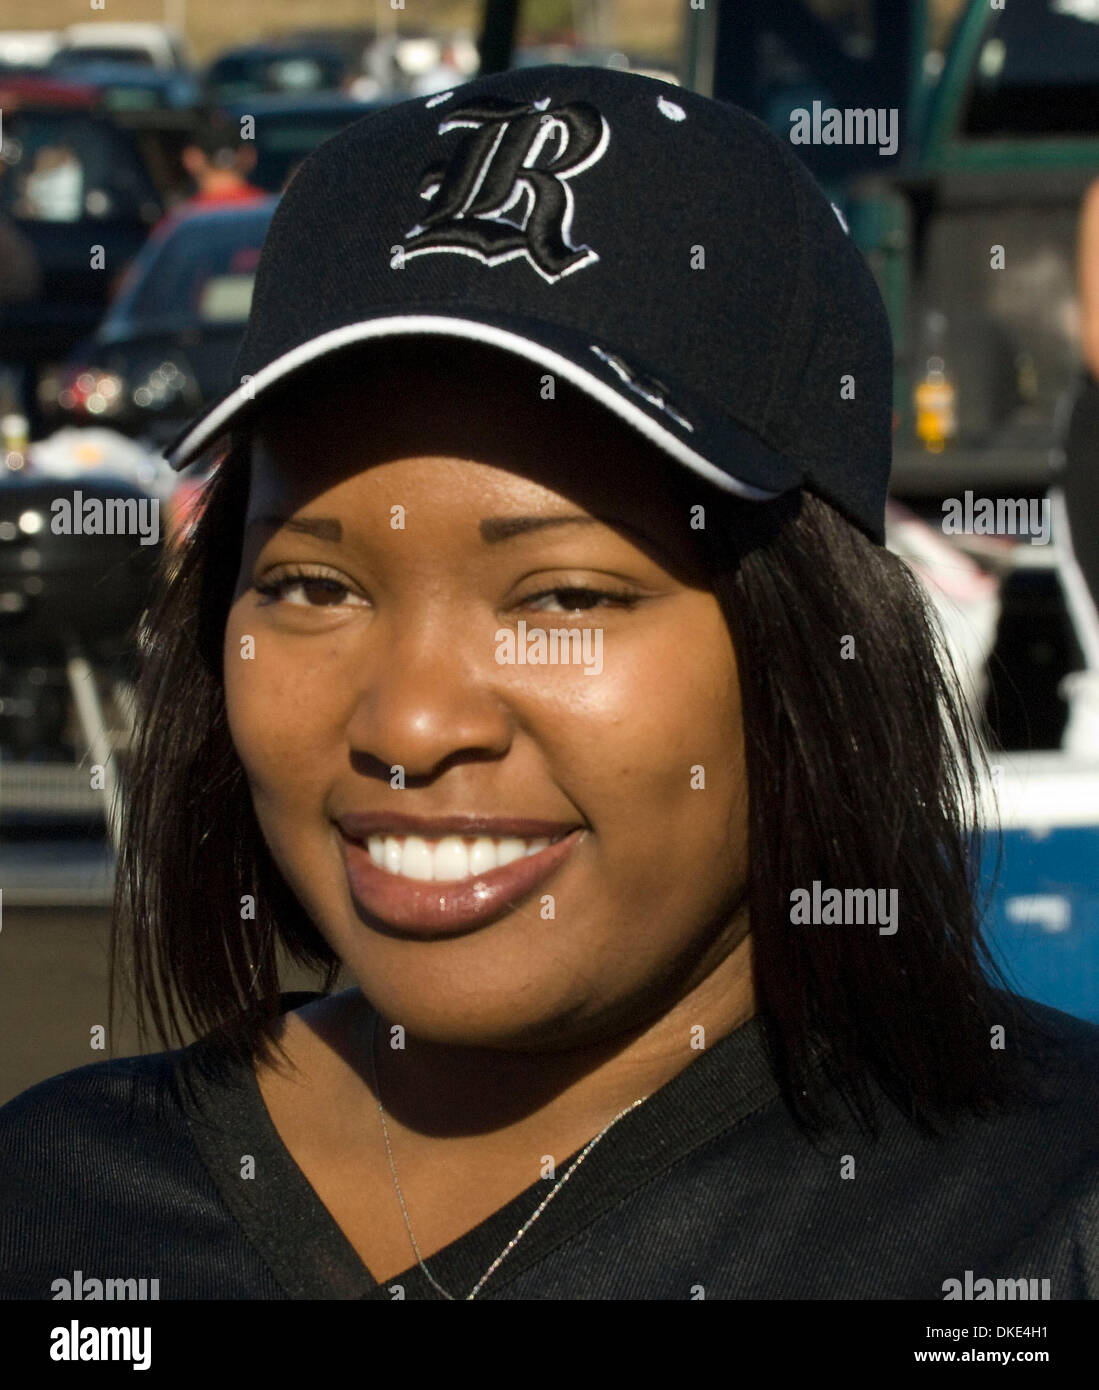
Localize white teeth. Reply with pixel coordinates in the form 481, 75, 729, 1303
400, 836, 434, 882
432, 836, 469, 881
362, 832, 560, 881
468, 837, 496, 876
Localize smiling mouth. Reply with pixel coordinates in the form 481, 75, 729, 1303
337, 823, 585, 934
353, 832, 568, 883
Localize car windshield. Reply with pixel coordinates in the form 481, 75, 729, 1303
0, 111, 158, 222
209, 52, 344, 99
107, 207, 274, 329
53, 46, 156, 68
961, 0, 1099, 136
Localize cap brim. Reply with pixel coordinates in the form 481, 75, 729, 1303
163, 312, 803, 505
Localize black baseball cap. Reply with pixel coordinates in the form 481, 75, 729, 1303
164, 64, 894, 544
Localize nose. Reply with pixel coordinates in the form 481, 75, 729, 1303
344, 608, 513, 781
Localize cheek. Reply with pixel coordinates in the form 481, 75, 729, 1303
538, 605, 747, 978
223, 608, 358, 937
222, 603, 344, 811
550, 604, 745, 869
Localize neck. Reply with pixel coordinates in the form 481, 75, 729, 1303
356, 925, 754, 1143
198, 170, 247, 197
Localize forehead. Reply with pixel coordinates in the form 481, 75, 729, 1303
247, 338, 703, 526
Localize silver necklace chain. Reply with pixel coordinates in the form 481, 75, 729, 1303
367, 1010, 647, 1300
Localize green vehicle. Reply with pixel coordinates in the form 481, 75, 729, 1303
844, 0, 1099, 503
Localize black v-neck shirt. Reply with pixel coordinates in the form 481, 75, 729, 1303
2, 992, 1098, 1300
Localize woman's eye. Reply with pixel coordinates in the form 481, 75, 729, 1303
255, 572, 365, 608
520, 586, 641, 614
252, 575, 639, 613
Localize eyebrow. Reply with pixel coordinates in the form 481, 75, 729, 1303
479, 514, 601, 543
245, 514, 343, 541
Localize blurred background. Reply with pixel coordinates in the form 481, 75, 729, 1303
2, 0, 1099, 1103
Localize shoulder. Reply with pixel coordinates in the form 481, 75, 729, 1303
0, 989, 332, 1128
950, 993, 1099, 1122
1006, 993, 1099, 1069
0, 1049, 187, 1162
959, 998, 1099, 1294
812, 994, 1099, 1173
901, 994, 1099, 1180
0, 992, 334, 1300
0, 1048, 180, 1110
0, 1050, 196, 1293
0, 989, 336, 1146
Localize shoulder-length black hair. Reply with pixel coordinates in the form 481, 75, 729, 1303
109, 424, 1050, 1139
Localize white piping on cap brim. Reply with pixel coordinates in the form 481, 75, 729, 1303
166, 314, 786, 503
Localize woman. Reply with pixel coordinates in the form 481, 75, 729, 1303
2, 65, 1097, 1302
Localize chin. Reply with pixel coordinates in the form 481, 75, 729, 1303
346, 968, 603, 1055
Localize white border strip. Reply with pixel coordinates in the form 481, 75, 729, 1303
980, 752, 1099, 831
167, 315, 786, 503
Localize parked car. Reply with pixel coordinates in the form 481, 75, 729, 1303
20, 66, 201, 210
0, 31, 60, 69
40, 200, 277, 448
0, 75, 171, 432
42, 57, 200, 112
205, 41, 353, 102
53, 23, 193, 74
837, 0, 1099, 502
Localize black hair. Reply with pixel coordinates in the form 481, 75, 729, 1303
187, 105, 248, 165
704, 488, 1050, 1136
110, 380, 1052, 1138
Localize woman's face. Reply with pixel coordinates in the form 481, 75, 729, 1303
224, 344, 751, 1051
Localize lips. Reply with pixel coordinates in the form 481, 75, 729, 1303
335, 812, 585, 935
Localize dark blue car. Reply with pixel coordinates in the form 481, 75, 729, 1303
43, 199, 277, 447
